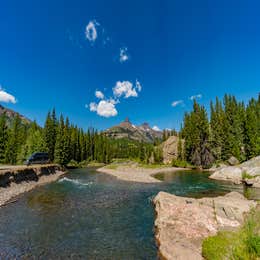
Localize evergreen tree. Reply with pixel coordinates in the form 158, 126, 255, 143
244, 97, 260, 158
44, 109, 57, 162
210, 97, 225, 161
0, 114, 8, 163
5, 115, 23, 164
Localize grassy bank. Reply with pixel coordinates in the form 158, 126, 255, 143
202, 205, 260, 260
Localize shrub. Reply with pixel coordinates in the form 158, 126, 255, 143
171, 159, 189, 168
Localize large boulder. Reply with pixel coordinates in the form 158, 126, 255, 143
161, 136, 183, 164
153, 191, 256, 260
209, 166, 243, 184
210, 156, 260, 186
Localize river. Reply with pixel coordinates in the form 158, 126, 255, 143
0, 167, 242, 259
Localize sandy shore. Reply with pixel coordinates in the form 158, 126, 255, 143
97, 165, 187, 183
0, 170, 65, 207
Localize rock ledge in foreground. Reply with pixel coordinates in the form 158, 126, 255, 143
153, 191, 256, 260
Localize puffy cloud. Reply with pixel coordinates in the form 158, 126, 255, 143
95, 90, 104, 99
89, 100, 117, 117
88, 80, 142, 118
113, 81, 138, 98
85, 20, 99, 42
189, 94, 202, 100
152, 125, 161, 131
171, 100, 183, 107
0, 87, 17, 104
119, 47, 129, 63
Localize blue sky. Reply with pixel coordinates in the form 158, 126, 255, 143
0, 0, 259, 130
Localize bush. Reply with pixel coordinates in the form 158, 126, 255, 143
171, 159, 189, 168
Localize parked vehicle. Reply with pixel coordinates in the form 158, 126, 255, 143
25, 152, 50, 166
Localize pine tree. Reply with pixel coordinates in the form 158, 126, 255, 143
244, 98, 260, 158
54, 115, 65, 165
5, 115, 23, 164
0, 114, 8, 163
44, 109, 57, 162
210, 98, 225, 161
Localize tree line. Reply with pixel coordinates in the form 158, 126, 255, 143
0, 109, 161, 165
179, 94, 260, 167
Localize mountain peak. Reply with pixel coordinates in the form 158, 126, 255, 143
105, 119, 163, 143
124, 117, 131, 123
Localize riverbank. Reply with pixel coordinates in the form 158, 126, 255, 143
210, 156, 260, 187
0, 164, 65, 207
97, 163, 188, 183
153, 191, 257, 259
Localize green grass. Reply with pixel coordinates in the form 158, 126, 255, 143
202, 206, 260, 260
242, 171, 257, 180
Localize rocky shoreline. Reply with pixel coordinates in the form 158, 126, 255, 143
210, 156, 260, 187
0, 164, 65, 207
97, 164, 187, 183
153, 191, 257, 260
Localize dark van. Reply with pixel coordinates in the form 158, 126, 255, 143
25, 152, 50, 166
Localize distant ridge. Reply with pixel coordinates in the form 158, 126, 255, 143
104, 117, 163, 143
0, 104, 31, 125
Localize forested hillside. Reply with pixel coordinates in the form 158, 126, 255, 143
0, 109, 161, 165
0, 93, 259, 167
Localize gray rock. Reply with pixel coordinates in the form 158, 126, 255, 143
227, 156, 240, 166
153, 191, 256, 260
210, 156, 260, 185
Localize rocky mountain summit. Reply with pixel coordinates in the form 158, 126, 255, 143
0, 104, 31, 125
104, 117, 163, 143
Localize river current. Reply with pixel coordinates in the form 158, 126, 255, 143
0, 168, 242, 259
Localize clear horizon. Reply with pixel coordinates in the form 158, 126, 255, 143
0, 0, 259, 131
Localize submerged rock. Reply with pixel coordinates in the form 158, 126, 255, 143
153, 191, 256, 260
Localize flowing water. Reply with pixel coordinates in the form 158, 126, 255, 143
0, 168, 243, 259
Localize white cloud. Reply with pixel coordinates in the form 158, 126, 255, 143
119, 47, 129, 63
189, 94, 202, 100
135, 79, 142, 92
113, 81, 138, 98
88, 80, 142, 118
171, 100, 183, 107
89, 100, 118, 117
89, 102, 97, 112
0, 87, 17, 104
85, 20, 99, 42
152, 125, 161, 131
95, 90, 104, 99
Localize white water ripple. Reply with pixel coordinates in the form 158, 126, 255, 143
58, 177, 93, 187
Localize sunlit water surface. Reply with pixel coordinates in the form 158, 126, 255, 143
0, 168, 243, 259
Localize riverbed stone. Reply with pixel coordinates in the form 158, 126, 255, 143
153, 191, 256, 260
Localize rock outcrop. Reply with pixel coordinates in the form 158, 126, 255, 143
161, 136, 183, 164
210, 156, 260, 187
153, 191, 256, 260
